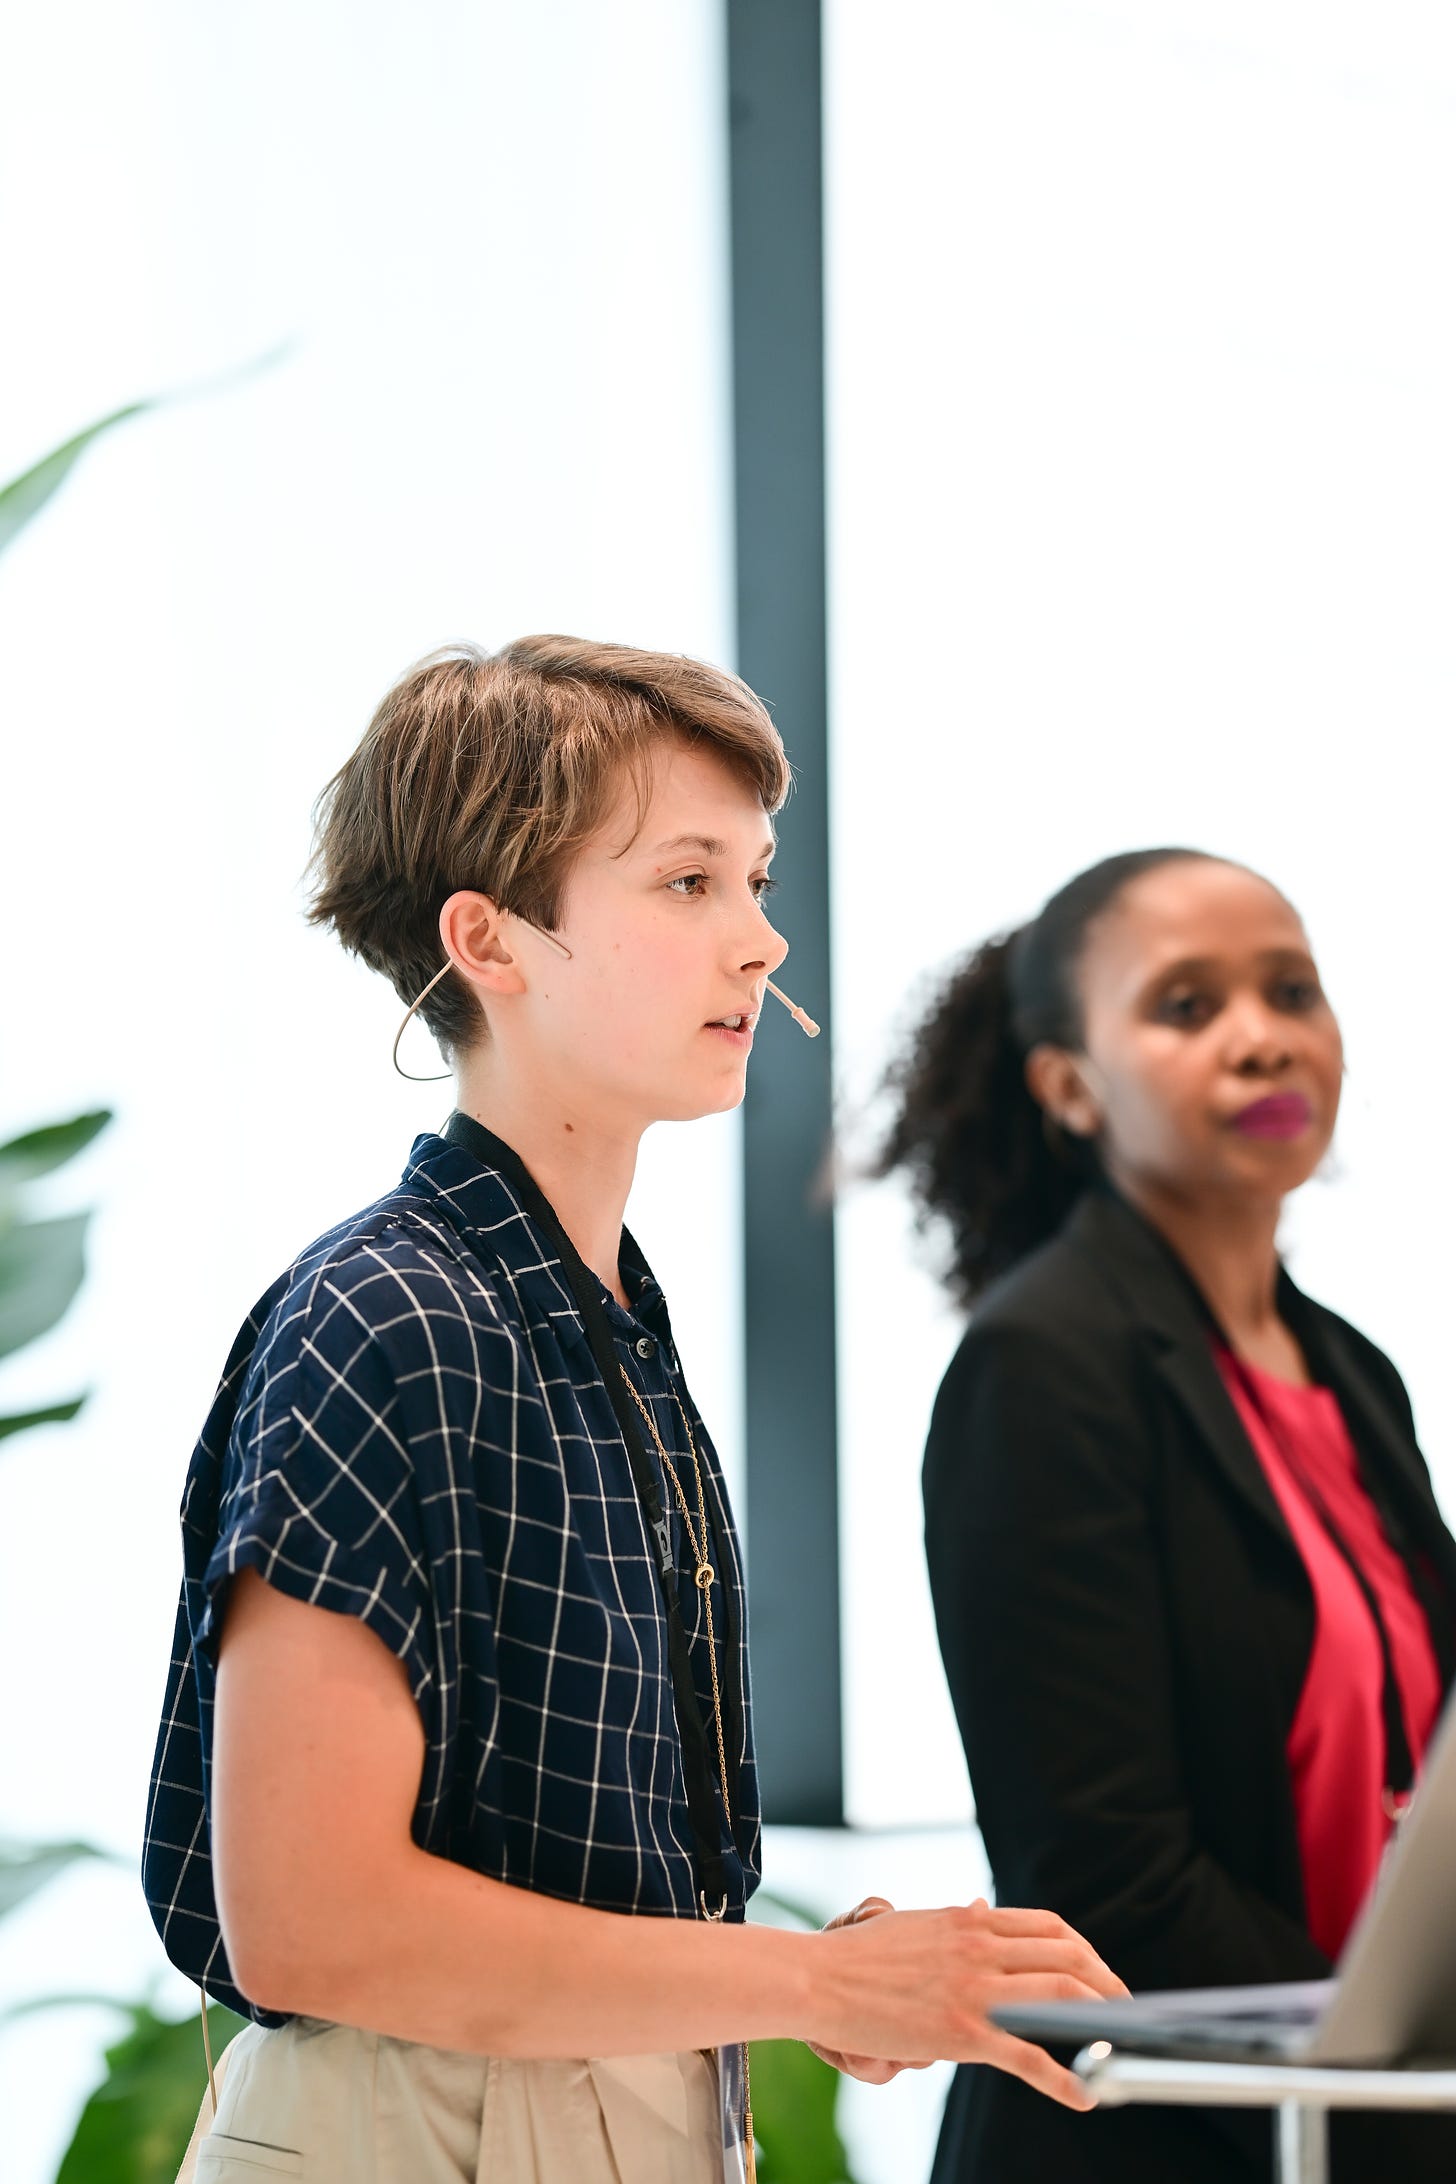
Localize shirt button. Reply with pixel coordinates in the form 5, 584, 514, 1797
634, 1335, 657, 1361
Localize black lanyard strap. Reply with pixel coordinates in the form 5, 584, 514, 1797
442, 1112, 734, 1908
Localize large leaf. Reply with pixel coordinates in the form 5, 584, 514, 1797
0, 1839, 105, 1920
0, 1109, 111, 1198
56, 1997, 250, 2184
0, 408, 150, 560
0, 1394, 87, 1444
0, 1209, 92, 1360
750, 2038, 857, 2184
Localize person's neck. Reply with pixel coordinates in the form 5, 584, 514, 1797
1109, 1166, 1285, 1348
452, 1056, 640, 1308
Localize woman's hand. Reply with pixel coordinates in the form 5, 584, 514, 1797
804, 1894, 1128, 2108
807, 1897, 930, 2083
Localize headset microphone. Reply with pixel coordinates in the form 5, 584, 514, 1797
765, 980, 820, 1038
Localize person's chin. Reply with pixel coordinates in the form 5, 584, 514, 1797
642, 1076, 743, 1125
702, 1079, 749, 1119
678, 1064, 749, 1122
1221, 1132, 1329, 1195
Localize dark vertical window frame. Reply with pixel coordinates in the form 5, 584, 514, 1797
726, 0, 843, 1825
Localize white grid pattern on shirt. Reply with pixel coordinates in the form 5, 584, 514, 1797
141, 1133, 759, 2021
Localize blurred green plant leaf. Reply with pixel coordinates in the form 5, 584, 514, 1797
0, 1110, 112, 1200
0, 1395, 87, 1443
0, 1110, 111, 1424
749, 1885, 829, 1931
0, 1839, 106, 1921
750, 2037, 857, 2184
0, 1209, 92, 1361
56, 1997, 250, 2184
0, 344, 289, 567
0, 408, 152, 561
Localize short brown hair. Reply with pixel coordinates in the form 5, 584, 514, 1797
307, 635, 792, 1055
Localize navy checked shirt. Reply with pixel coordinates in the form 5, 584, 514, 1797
142, 1127, 760, 2021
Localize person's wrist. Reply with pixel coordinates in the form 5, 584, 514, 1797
790, 1923, 855, 2051
731, 1920, 834, 2047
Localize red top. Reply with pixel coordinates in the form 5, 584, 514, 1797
1216, 1351, 1442, 1958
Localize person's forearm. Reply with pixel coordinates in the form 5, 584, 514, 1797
234, 1842, 818, 2057
226, 1834, 1128, 2102
213, 1572, 1125, 2094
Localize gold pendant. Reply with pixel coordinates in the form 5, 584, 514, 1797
695, 1561, 714, 1589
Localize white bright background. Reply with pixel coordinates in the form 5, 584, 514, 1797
2, 4, 1455, 2182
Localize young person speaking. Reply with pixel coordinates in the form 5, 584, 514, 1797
142, 638, 1121, 2184
881, 848, 1456, 2183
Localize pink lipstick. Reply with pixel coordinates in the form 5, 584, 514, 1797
1232, 1093, 1313, 1140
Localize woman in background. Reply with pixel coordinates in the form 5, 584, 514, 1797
880, 847, 1456, 2182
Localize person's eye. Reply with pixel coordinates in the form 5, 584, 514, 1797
752, 875, 778, 902
666, 873, 708, 897
1273, 975, 1323, 1013
1156, 989, 1215, 1029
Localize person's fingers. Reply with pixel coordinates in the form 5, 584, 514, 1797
836, 2056, 933, 2083
808, 2027, 935, 2082
977, 1903, 1082, 1939
822, 1894, 894, 1933
806, 2042, 847, 2071
973, 2028, 1096, 2112
808, 2045, 878, 2073
963, 1902, 1127, 1997
983, 1969, 1114, 2006
986, 1935, 1128, 1998
806, 2042, 906, 2082
837, 2055, 903, 2084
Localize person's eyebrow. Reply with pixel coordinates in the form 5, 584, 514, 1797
1145, 945, 1314, 987
648, 832, 777, 861
1148, 955, 1219, 983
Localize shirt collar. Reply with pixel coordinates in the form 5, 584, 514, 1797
401, 1123, 668, 1347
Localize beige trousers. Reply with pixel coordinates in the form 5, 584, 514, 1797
176, 2018, 733, 2184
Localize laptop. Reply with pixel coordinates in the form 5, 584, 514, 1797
991, 1698, 1456, 2067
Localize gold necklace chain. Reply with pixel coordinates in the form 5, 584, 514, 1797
617, 1363, 756, 2184
617, 1370, 734, 1824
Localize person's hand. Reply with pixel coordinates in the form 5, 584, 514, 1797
805, 1895, 1128, 2109
807, 1898, 933, 2083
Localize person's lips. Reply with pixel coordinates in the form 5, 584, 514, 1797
1231, 1092, 1313, 1140
704, 1009, 757, 1051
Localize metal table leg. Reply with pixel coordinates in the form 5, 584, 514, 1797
1276, 2098, 1328, 2184
1073, 2040, 1456, 2177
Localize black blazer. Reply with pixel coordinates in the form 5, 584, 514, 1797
924, 1188, 1456, 2184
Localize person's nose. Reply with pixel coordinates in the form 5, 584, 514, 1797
1225, 995, 1293, 1077
736, 897, 789, 981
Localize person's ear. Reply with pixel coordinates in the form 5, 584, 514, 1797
1025, 1043, 1103, 1140
438, 892, 529, 1003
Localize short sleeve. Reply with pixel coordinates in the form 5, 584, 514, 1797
198, 1272, 435, 1702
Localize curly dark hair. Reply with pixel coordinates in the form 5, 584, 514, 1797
876, 848, 1222, 1308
